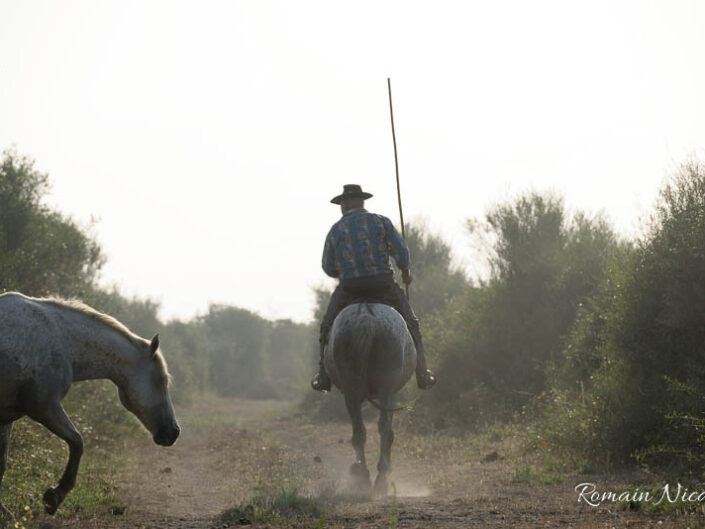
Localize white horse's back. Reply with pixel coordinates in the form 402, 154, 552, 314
0, 293, 72, 418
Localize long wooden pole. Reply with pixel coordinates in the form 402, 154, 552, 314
387, 78, 409, 299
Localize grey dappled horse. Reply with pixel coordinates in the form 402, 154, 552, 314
324, 302, 416, 497
0, 292, 180, 516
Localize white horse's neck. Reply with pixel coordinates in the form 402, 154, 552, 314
53, 306, 145, 384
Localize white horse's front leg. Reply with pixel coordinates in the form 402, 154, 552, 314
29, 403, 84, 515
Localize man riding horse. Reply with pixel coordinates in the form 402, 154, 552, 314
311, 184, 437, 392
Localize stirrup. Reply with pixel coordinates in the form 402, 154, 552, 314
417, 369, 437, 390
311, 372, 331, 392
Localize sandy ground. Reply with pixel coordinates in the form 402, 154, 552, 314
35, 396, 705, 529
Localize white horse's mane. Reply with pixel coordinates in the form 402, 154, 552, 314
47, 297, 142, 344
43, 296, 171, 382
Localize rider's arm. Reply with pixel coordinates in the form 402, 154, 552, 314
383, 216, 410, 271
322, 227, 339, 278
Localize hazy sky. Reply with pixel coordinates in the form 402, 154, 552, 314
1, 1, 704, 323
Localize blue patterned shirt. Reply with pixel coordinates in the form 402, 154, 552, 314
322, 208, 410, 280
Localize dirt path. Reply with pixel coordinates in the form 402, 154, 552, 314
39, 396, 703, 528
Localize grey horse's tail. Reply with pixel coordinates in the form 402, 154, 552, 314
333, 304, 379, 399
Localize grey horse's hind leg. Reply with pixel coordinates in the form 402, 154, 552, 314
374, 398, 395, 498
29, 403, 83, 515
0, 423, 14, 519
344, 394, 370, 490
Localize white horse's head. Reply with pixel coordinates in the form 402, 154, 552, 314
117, 334, 180, 446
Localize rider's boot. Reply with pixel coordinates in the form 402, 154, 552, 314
414, 339, 437, 390
311, 341, 331, 392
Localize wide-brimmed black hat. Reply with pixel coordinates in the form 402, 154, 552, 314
330, 184, 373, 204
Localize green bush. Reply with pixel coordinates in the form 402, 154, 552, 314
545, 162, 705, 469
417, 193, 624, 428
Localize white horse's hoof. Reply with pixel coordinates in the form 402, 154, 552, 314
43, 487, 65, 515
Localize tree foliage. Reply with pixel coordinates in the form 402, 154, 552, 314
552, 162, 705, 467
0, 149, 103, 296
399, 223, 468, 318
419, 193, 626, 428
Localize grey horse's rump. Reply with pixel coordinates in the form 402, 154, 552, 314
324, 302, 416, 398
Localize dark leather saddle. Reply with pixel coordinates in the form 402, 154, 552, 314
346, 296, 397, 317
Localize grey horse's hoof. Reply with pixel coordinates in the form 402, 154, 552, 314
350, 462, 371, 490
43, 487, 65, 515
373, 475, 389, 498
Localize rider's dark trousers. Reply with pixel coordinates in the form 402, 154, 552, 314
318, 273, 426, 372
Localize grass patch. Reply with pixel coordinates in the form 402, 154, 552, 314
387, 483, 398, 529
222, 488, 324, 525
512, 464, 563, 485
221, 483, 366, 526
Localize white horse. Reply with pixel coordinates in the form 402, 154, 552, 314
0, 292, 180, 516
324, 302, 416, 497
